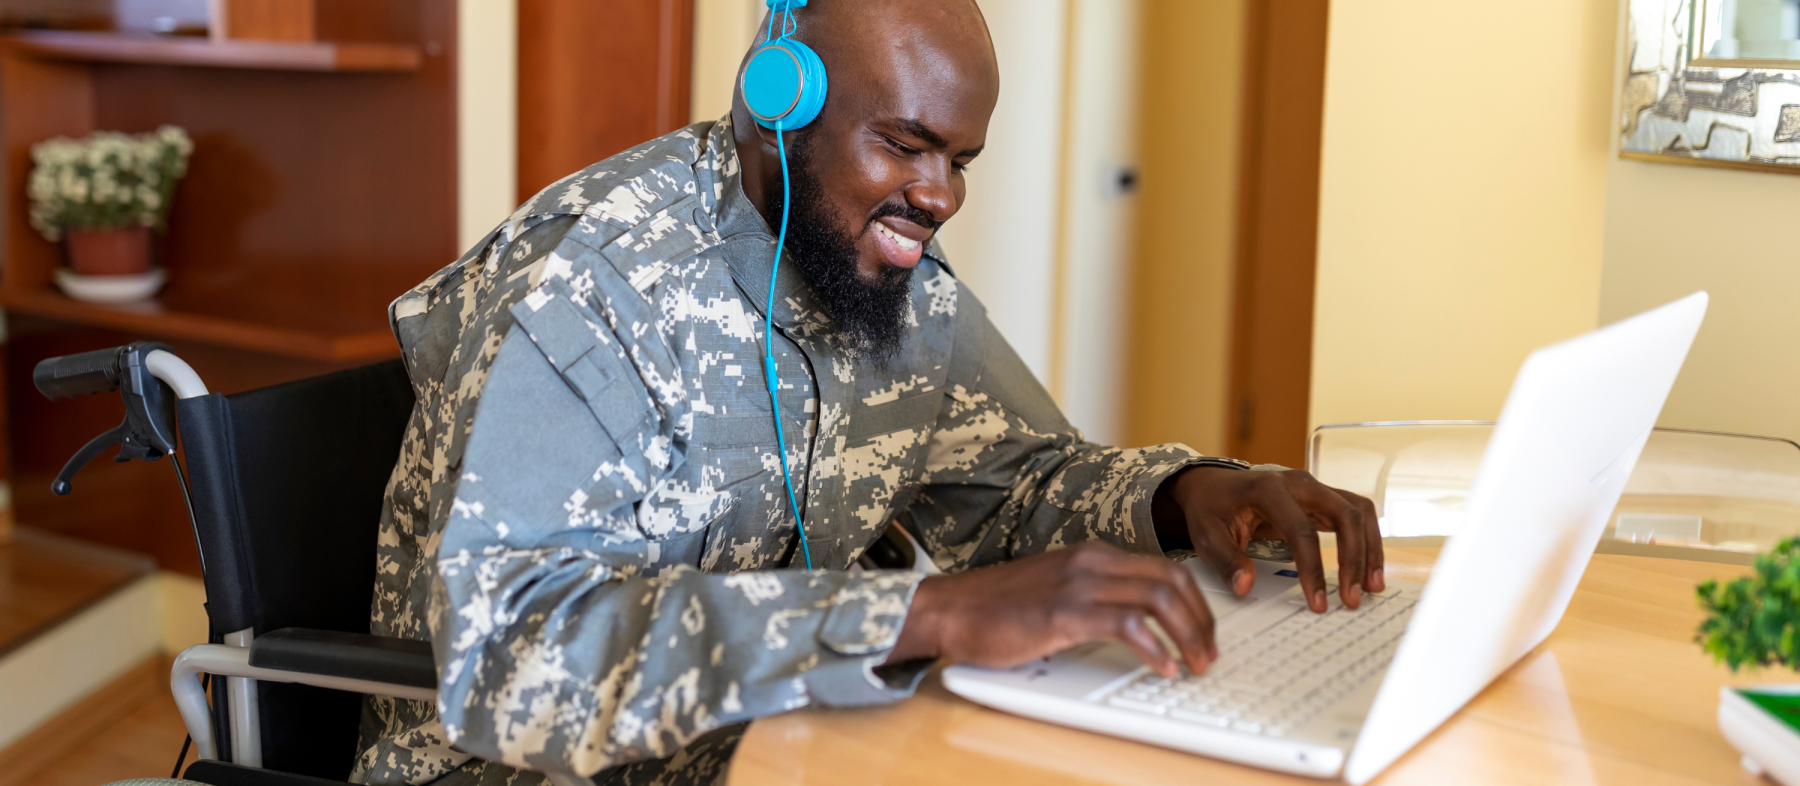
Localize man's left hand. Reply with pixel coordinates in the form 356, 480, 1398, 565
1154, 466, 1385, 613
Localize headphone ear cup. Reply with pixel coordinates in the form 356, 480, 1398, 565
742, 39, 829, 130
784, 39, 828, 128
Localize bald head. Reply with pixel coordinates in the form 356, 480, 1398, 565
746, 0, 997, 98
732, 0, 1000, 298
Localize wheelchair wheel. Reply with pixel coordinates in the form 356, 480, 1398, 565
100, 780, 205, 785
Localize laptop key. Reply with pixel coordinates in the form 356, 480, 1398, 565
1107, 695, 1170, 714
1171, 706, 1231, 726
1221, 673, 1273, 690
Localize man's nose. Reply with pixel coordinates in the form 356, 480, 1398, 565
904, 167, 957, 224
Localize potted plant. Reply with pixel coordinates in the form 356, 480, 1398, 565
27, 125, 192, 302
1701, 537, 1800, 785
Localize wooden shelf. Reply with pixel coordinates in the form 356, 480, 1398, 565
1, 30, 421, 72
1, 287, 398, 363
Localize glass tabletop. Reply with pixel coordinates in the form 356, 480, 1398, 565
1307, 421, 1800, 564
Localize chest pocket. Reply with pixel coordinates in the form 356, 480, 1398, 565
689, 412, 778, 491
509, 276, 652, 447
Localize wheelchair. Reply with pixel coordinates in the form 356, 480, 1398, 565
33, 343, 587, 786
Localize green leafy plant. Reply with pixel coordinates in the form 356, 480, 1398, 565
26, 125, 193, 242
1697, 537, 1800, 671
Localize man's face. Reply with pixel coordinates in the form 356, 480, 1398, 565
757, 5, 999, 362
796, 70, 994, 284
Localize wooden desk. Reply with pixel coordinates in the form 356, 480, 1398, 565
730, 548, 1796, 785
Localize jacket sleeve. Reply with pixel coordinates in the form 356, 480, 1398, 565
430, 237, 924, 779
899, 286, 1246, 572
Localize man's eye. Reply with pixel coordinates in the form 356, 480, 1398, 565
952, 160, 972, 173
883, 136, 919, 156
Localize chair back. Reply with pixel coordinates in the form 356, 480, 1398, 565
175, 359, 414, 779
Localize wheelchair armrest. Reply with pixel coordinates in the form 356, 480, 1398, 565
248, 627, 437, 689
173, 638, 436, 762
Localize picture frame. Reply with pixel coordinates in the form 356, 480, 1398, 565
1622, 0, 1800, 174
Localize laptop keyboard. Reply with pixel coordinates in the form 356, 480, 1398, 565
1098, 587, 1418, 737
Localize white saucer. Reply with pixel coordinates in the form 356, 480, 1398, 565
54, 267, 167, 304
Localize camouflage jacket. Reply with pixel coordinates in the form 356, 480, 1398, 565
353, 117, 1242, 786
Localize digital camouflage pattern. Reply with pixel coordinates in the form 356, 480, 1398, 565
353, 118, 1246, 786
1244, 538, 1295, 563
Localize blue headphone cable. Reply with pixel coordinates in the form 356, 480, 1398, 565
764, 123, 815, 571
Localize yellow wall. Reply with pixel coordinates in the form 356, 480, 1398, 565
1600, 160, 1800, 440
457, 0, 517, 249
690, 0, 763, 123
1124, 0, 1247, 455
1308, 0, 1620, 428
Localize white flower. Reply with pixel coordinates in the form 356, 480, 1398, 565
157, 125, 194, 156
28, 169, 55, 202
92, 172, 116, 202
25, 125, 192, 242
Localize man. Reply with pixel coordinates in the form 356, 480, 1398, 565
355, 1, 1383, 784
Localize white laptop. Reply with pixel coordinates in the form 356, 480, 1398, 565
942, 292, 1709, 783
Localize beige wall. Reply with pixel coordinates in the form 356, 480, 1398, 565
1599, 0, 1800, 441
1600, 159, 1800, 440
932, 0, 1069, 388
457, 0, 517, 250
690, 0, 764, 124
1309, 0, 1619, 429
1123, 0, 1247, 456
1050, 0, 1142, 446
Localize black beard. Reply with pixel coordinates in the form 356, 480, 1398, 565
773, 132, 928, 367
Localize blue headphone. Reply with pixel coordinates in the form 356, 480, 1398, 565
743, 1, 828, 131
743, 0, 827, 569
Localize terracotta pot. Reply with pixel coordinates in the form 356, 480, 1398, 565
65, 226, 152, 276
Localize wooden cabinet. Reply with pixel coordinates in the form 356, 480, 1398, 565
0, 1, 697, 575
0, 2, 451, 572
212, 0, 419, 44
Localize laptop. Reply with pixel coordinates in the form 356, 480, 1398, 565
942, 291, 1709, 783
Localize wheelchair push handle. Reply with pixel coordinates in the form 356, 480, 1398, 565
33, 345, 126, 400
33, 342, 210, 495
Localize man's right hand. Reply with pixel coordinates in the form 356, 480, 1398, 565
883, 541, 1217, 678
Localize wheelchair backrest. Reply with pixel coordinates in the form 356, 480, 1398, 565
175, 358, 414, 777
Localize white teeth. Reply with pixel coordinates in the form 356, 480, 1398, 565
875, 222, 921, 252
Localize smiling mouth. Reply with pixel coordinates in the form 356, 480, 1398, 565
873, 221, 922, 253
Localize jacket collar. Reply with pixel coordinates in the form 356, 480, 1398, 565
701, 118, 818, 333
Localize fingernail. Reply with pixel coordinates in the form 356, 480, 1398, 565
1373, 568, 1386, 590
1313, 589, 1327, 610
1346, 582, 1362, 607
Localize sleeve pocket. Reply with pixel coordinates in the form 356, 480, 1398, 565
509, 276, 652, 446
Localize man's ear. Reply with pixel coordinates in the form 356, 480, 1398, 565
727, 101, 783, 156
751, 122, 784, 153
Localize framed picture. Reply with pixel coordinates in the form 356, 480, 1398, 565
1622, 0, 1800, 173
